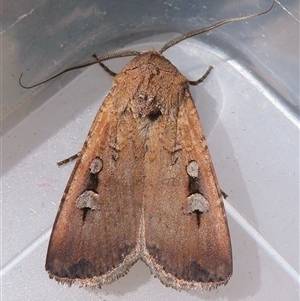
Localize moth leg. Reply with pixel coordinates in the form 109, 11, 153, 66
92, 54, 117, 77
221, 189, 228, 199
57, 152, 80, 166
188, 66, 213, 86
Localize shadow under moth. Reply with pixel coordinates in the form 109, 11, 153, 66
20, 1, 275, 291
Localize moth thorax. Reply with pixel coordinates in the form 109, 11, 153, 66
132, 91, 162, 119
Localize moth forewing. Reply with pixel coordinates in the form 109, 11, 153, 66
141, 82, 232, 291
46, 71, 145, 285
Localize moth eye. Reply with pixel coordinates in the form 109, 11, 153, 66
89, 157, 103, 174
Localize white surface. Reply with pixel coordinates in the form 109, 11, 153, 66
1, 1, 299, 300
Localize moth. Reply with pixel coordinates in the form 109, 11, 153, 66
20, 1, 275, 291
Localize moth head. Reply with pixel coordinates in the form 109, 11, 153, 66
123, 51, 186, 119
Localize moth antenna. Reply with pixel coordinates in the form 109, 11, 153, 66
160, 0, 275, 53
189, 66, 213, 86
92, 54, 117, 77
19, 50, 140, 89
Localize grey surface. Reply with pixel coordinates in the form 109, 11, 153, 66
1, 0, 299, 300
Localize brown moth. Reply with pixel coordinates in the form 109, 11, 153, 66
20, 1, 275, 291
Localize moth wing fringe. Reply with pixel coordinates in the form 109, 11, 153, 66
141, 250, 230, 291
47, 247, 141, 288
